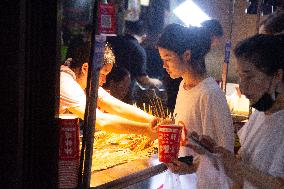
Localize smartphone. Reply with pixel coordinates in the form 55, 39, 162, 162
178, 156, 193, 166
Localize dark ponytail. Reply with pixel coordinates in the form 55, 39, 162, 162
187, 26, 211, 60
201, 19, 223, 38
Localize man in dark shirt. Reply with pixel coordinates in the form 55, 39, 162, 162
108, 33, 147, 82
201, 19, 224, 47
108, 20, 162, 102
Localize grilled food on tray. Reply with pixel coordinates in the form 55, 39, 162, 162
91, 131, 158, 171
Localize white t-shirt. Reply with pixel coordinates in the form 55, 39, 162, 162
175, 77, 234, 189
59, 65, 104, 114
150, 77, 234, 189
175, 77, 234, 150
238, 110, 284, 189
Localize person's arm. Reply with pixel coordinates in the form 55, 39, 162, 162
187, 135, 284, 189
97, 87, 155, 123
136, 75, 163, 88
68, 105, 156, 139
215, 147, 284, 189
95, 110, 156, 139
130, 43, 163, 89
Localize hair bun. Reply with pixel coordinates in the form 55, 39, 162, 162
187, 27, 211, 59
64, 58, 73, 67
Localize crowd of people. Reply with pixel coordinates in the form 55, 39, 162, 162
59, 10, 284, 189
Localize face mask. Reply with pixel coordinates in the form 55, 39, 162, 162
251, 92, 275, 111
250, 76, 280, 111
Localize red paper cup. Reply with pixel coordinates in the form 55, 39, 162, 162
58, 114, 80, 188
158, 124, 182, 163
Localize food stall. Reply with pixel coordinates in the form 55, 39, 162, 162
6, 0, 283, 187
62, 1, 250, 188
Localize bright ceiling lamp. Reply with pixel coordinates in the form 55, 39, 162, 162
140, 0, 150, 6
173, 0, 210, 27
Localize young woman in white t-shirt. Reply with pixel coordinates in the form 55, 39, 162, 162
60, 42, 156, 139
153, 24, 234, 189
207, 34, 284, 189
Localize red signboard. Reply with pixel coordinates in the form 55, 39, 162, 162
98, 2, 116, 35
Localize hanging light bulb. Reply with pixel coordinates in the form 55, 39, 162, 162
140, 0, 150, 6
173, 0, 210, 27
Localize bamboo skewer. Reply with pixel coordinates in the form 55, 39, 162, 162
133, 88, 174, 120
151, 89, 161, 117
166, 108, 169, 118
152, 89, 166, 119
156, 96, 165, 118
148, 104, 152, 115
149, 90, 160, 117
149, 97, 160, 117
155, 96, 164, 118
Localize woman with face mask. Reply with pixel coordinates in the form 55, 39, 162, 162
60, 42, 156, 139
196, 34, 284, 189
151, 24, 234, 189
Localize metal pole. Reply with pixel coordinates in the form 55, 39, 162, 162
81, 0, 100, 188
221, 0, 235, 93
256, 0, 262, 33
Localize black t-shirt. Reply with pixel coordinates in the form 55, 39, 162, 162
107, 34, 147, 79
163, 73, 182, 112
145, 47, 164, 80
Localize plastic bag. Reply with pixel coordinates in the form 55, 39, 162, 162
163, 170, 182, 189
197, 155, 231, 189
216, 158, 231, 189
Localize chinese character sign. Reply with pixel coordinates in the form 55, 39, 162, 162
158, 125, 182, 163
98, 2, 116, 35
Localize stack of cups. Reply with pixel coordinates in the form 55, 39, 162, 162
158, 124, 182, 163
58, 114, 80, 188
